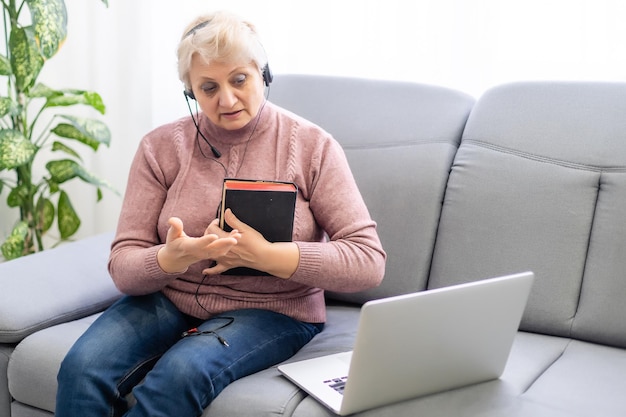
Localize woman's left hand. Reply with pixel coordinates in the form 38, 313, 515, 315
202, 209, 300, 278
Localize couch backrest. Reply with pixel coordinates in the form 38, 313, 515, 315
269, 75, 474, 304
428, 82, 626, 348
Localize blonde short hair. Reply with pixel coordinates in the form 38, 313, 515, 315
177, 11, 268, 91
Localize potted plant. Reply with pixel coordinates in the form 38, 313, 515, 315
0, 0, 113, 260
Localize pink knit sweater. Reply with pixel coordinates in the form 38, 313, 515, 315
108, 102, 386, 323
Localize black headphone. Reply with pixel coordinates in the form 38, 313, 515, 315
262, 63, 274, 87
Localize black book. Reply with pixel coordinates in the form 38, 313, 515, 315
218, 178, 298, 276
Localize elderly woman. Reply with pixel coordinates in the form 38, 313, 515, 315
55, 10, 385, 417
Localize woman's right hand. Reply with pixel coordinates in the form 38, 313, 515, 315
156, 217, 241, 273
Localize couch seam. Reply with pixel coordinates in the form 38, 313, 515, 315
272, 385, 305, 416
463, 139, 626, 172
424, 138, 464, 290
568, 173, 602, 334
342, 137, 459, 150
521, 338, 573, 394
0, 297, 120, 343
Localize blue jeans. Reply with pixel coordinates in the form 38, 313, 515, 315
55, 292, 323, 417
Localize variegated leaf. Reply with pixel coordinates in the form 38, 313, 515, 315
29, 83, 63, 98
57, 190, 80, 239
52, 115, 111, 149
7, 184, 31, 208
46, 159, 78, 183
0, 129, 36, 170
27, 0, 68, 59
46, 158, 117, 193
10, 26, 44, 92
0, 54, 11, 75
1, 221, 29, 260
52, 140, 82, 160
36, 195, 55, 233
0, 97, 17, 118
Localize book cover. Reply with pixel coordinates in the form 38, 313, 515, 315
218, 178, 298, 276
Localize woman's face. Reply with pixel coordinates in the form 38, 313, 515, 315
188, 55, 265, 131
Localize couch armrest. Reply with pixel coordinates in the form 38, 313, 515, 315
0, 232, 122, 343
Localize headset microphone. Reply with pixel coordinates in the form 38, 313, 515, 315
183, 91, 222, 158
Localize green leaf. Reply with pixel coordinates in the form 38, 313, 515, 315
45, 159, 78, 183
83, 91, 106, 114
46, 159, 117, 193
7, 184, 31, 207
51, 115, 111, 150
51, 123, 98, 150
0, 54, 12, 75
0, 97, 17, 118
1, 221, 29, 260
10, 26, 44, 93
27, 0, 68, 59
36, 195, 55, 233
46, 94, 85, 107
52, 140, 82, 160
0, 129, 37, 170
28, 83, 62, 99
30, 86, 107, 114
57, 190, 80, 239
46, 91, 106, 114
47, 177, 59, 194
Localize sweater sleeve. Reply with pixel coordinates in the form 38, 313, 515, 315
107, 132, 181, 295
290, 135, 386, 292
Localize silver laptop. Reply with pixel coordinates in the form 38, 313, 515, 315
278, 271, 534, 415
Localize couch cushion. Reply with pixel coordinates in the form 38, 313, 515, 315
519, 339, 626, 417
11, 402, 53, 417
287, 332, 626, 417
270, 75, 475, 304
203, 304, 361, 417
429, 82, 626, 346
8, 305, 359, 416
0, 232, 121, 343
8, 314, 100, 412
288, 331, 575, 417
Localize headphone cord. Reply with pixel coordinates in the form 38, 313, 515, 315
188, 84, 270, 178
235, 95, 268, 178
183, 273, 234, 347
183, 84, 272, 347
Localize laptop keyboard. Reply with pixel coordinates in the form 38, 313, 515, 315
324, 376, 348, 395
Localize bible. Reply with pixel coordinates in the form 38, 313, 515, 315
218, 178, 298, 276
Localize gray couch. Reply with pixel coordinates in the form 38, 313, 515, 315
2, 75, 626, 416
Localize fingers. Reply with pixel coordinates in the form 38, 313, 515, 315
223, 208, 244, 230
200, 236, 240, 275
165, 217, 185, 242
168, 216, 184, 231
159, 215, 244, 275
205, 218, 221, 235
205, 235, 239, 254
206, 212, 245, 239
202, 264, 228, 275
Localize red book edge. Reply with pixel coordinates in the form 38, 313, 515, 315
223, 179, 297, 192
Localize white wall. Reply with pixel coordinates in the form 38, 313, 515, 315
4, 0, 626, 241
